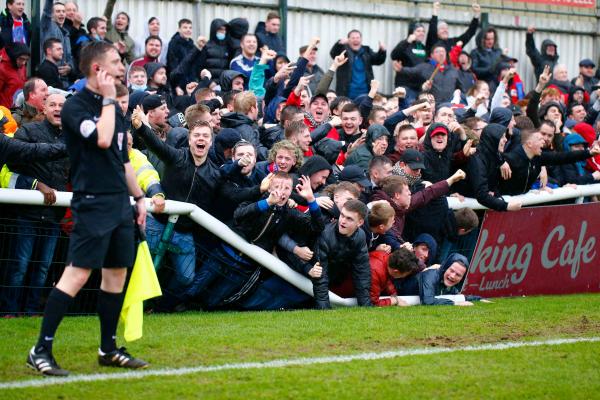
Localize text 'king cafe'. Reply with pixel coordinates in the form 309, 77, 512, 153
464, 203, 598, 297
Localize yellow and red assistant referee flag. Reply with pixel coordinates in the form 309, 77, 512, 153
120, 240, 162, 342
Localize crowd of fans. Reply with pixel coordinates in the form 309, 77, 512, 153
1, 0, 600, 315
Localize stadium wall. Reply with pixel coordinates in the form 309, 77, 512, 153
69, 0, 598, 94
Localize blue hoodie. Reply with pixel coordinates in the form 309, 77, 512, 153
562, 133, 587, 176
413, 233, 438, 266
417, 253, 470, 305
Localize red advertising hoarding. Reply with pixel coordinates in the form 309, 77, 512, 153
510, 0, 595, 8
463, 203, 599, 297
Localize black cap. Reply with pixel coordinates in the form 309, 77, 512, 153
400, 149, 426, 170
142, 94, 166, 113
310, 93, 329, 105
201, 98, 222, 113
579, 58, 595, 68
339, 165, 371, 187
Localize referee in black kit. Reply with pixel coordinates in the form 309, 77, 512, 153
27, 42, 148, 376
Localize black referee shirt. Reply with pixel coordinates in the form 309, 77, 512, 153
62, 87, 130, 194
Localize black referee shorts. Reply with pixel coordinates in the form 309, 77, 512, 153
67, 192, 135, 269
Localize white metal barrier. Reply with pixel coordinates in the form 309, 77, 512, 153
447, 184, 600, 210
4, 185, 599, 306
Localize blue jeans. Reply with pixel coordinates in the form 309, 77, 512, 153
185, 245, 311, 310
2, 217, 60, 313
238, 275, 312, 310
145, 215, 196, 291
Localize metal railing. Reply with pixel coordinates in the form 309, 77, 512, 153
2, 184, 599, 314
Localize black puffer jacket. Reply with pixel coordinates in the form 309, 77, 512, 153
460, 123, 508, 211
0, 129, 65, 166
135, 123, 223, 232
314, 222, 372, 308
170, 19, 230, 88
166, 32, 194, 74
7, 120, 70, 222
220, 112, 268, 161
204, 19, 231, 79
417, 252, 471, 305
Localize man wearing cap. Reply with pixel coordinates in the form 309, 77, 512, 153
338, 164, 372, 192
143, 94, 170, 141
208, 128, 242, 166
392, 148, 425, 186
393, 146, 451, 245
571, 59, 599, 95
138, 94, 171, 177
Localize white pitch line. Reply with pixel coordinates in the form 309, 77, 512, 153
2, 336, 599, 390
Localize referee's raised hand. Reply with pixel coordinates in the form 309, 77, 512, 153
97, 69, 116, 99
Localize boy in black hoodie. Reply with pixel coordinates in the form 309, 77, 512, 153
182, 171, 324, 310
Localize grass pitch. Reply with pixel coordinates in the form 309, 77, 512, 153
1, 294, 599, 399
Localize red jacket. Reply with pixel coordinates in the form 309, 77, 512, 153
369, 251, 397, 307
573, 122, 600, 172
0, 58, 26, 108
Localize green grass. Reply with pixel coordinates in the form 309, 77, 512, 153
1, 294, 600, 399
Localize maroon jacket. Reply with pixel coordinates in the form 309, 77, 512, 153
370, 179, 449, 240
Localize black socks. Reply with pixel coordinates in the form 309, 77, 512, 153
35, 288, 125, 354
36, 288, 73, 353
97, 290, 125, 354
